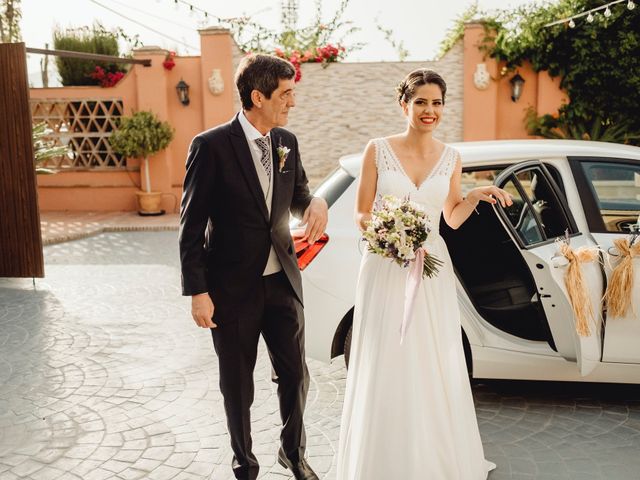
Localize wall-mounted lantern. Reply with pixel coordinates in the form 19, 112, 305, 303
176, 79, 190, 106
509, 73, 525, 102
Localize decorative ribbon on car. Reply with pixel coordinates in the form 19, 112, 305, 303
556, 238, 600, 337
401, 247, 425, 344
604, 237, 640, 318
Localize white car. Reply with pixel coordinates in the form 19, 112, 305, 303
292, 139, 640, 384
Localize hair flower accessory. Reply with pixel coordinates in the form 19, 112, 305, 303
277, 143, 290, 172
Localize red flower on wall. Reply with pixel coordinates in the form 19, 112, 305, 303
90, 66, 125, 88
293, 63, 302, 82
272, 44, 346, 82
163, 51, 176, 71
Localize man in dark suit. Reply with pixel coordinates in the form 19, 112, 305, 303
179, 54, 327, 480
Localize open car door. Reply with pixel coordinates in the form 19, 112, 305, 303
569, 157, 640, 364
493, 161, 604, 376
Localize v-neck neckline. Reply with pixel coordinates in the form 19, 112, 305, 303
382, 137, 448, 190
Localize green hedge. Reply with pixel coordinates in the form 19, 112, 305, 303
482, 0, 640, 143
53, 24, 127, 86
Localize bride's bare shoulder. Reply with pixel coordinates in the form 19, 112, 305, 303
379, 134, 407, 152
383, 134, 404, 143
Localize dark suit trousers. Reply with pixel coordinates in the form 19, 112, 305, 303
210, 270, 310, 480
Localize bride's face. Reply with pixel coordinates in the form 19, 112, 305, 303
402, 83, 444, 133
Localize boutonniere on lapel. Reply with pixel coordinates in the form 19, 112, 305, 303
276, 141, 291, 173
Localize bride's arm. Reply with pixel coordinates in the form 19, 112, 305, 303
443, 154, 512, 230
355, 141, 378, 232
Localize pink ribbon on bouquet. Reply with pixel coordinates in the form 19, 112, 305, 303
400, 247, 425, 344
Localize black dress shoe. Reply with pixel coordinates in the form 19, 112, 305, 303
277, 447, 319, 480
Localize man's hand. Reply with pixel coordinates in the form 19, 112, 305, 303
300, 197, 328, 244
191, 292, 216, 328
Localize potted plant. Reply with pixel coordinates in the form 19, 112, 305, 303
109, 111, 174, 215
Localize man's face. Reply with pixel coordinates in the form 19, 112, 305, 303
254, 78, 296, 129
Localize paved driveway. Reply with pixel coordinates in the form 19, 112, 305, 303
1, 231, 639, 480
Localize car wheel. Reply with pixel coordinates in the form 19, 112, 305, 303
344, 325, 352, 368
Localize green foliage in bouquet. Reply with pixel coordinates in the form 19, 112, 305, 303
363, 195, 443, 278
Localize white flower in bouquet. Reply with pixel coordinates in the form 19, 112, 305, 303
363, 194, 443, 278
398, 243, 415, 260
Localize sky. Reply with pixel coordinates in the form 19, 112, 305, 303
20, 0, 540, 86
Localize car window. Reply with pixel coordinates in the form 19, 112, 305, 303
312, 167, 355, 208
580, 161, 640, 233
464, 165, 571, 245
501, 177, 545, 245
462, 166, 546, 245
514, 169, 571, 240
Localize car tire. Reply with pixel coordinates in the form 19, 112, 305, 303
344, 325, 352, 368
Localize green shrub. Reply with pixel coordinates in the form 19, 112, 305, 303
481, 0, 640, 144
525, 108, 640, 144
53, 23, 127, 86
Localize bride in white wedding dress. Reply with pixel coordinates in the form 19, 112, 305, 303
336, 69, 512, 480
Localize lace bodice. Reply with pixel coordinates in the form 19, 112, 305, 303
372, 137, 458, 223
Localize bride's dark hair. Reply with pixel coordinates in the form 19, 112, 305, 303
396, 69, 447, 105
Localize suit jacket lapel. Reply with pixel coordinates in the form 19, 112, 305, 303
229, 115, 269, 223
269, 132, 282, 226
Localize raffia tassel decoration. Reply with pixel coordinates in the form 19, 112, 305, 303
604, 237, 640, 318
556, 239, 600, 337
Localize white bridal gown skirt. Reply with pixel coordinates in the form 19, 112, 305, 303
336, 236, 496, 480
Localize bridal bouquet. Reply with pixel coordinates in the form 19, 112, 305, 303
363, 195, 443, 278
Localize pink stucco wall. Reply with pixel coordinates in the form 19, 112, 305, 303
463, 22, 569, 141
34, 23, 570, 212
33, 27, 236, 212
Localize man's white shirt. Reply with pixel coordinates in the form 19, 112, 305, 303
238, 110, 282, 275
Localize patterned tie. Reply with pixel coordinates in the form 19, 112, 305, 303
254, 136, 272, 180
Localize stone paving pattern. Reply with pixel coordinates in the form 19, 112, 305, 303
2, 231, 640, 479
39, 212, 179, 246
